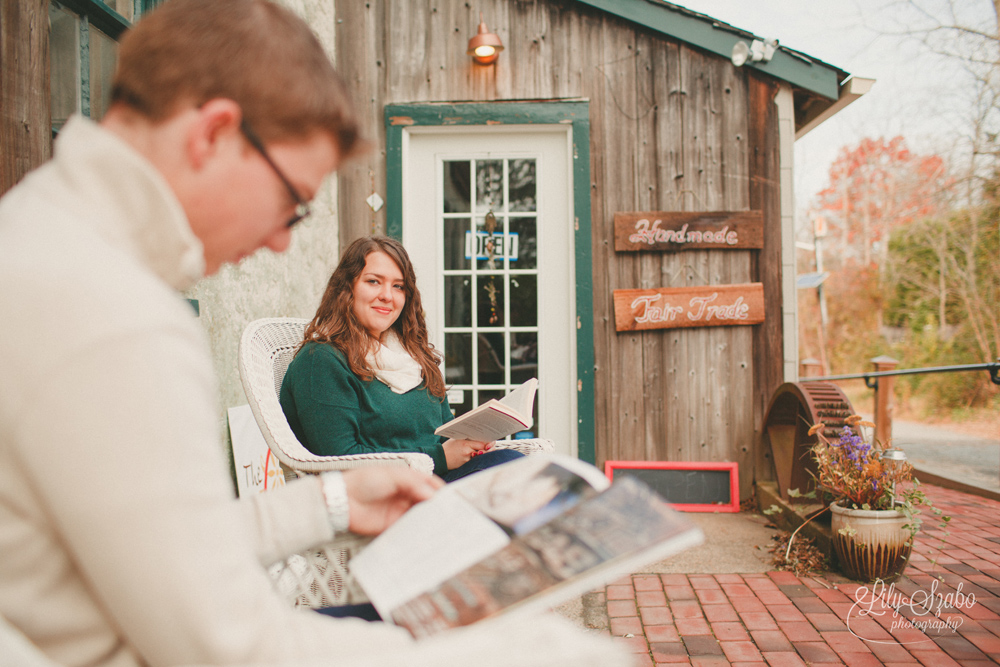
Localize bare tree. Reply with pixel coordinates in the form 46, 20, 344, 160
873, 0, 1000, 198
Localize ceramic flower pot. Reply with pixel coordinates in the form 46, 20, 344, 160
830, 502, 913, 583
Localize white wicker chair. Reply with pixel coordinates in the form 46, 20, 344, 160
238, 317, 436, 476
238, 318, 554, 608
237, 317, 554, 480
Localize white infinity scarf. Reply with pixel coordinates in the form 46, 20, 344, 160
368, 331, 424, 394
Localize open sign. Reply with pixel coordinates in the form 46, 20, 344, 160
464, 231, 519, 261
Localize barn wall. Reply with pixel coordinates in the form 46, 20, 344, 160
336, 0, 784, 496
0, 0, 50, 196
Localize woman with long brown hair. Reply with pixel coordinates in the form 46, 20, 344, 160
280, 235, 522, 481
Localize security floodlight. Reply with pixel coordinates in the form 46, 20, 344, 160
731, 41, 750, 67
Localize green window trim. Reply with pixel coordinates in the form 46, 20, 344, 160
58, 0, 130, 40
50, 0, 163, 136
384, 100, 596, 464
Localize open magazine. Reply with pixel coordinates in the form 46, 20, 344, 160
435, 378, 538, 441
349, 454, 704, 638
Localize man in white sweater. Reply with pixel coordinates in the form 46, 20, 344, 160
0, 1, 627, 666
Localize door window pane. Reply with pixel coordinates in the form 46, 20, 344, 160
444, 275, 471, 328
477, 275, 504, 328
446, 387, 473, 417
478, 389, 505, 406
444, 218, 471, 271
475, 215, 508, 272
477, 333, 506, 385
509, 275, 537, 327
476, 160, 504, 212
509, 217, 537, 269
510, 332, 538, 385
443, 161, 470, 213
445, 333, 472, 385
509, 159, 536, 211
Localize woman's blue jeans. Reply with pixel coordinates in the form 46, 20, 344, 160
441, 447, 524, 483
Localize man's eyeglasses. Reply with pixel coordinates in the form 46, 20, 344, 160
239, 120, 312, 229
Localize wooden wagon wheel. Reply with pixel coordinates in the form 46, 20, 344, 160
761, 382, 855, 501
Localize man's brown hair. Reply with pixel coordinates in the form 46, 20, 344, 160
112, 0, 361, 155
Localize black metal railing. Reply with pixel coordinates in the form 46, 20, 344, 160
802, 362, 1000, 388
797, 358, 999, 447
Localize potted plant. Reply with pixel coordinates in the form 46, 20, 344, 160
806, 415, 949, 583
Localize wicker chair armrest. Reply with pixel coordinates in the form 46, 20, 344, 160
287, 451, 435, 476
491, 438, 555, 456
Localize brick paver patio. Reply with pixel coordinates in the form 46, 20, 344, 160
588, 483, 1000, 666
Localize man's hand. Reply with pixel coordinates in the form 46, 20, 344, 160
442, 438, 494, 470
342, 467, 444, 535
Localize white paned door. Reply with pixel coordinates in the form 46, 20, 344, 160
403, 127, 577, 456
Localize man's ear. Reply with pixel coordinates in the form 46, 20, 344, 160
185, 99, 243, 170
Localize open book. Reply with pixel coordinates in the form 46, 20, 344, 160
349, 454, 704, 638
435, 378, 538, 441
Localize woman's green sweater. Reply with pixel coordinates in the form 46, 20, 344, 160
279, 341, 451, 475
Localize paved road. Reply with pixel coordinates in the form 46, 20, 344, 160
889, 418, 1000, 492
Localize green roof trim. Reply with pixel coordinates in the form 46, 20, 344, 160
575, 0, 847, 101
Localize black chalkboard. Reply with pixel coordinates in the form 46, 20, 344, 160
605, 462, 739, 512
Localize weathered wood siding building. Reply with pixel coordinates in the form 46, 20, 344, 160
334, 0, 855, 497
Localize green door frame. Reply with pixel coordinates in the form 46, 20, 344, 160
384, 100, 595, 464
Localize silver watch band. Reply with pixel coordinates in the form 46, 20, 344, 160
320, 471, 350, 534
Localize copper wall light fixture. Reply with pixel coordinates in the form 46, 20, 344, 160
467, 13, 503, 65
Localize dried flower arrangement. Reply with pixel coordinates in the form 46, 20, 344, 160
807, 415, 949, 539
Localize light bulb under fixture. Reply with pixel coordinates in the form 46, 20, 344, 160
731, 37, 779, 67
467, 13, 504, 65
731, 41, 750, 67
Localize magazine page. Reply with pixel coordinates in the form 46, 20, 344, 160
349, 455, 607, 618
388, 476, 704, 638
451, 454, 609, 533
348, 490, 511, 617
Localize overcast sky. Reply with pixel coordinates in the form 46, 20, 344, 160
673, 0, 995, 223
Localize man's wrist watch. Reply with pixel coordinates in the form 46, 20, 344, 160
320, 471, 350, 534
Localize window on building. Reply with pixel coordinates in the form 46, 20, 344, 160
49, 0, 159, 132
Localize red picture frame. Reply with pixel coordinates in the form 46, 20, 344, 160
604, 460, 740, 513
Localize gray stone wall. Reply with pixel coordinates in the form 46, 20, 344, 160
183, 0, 341, 458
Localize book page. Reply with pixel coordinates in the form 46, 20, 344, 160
349, 488, 511, 617
497, 378, 537, 424
435, 378, 537, 441
435, 406, 528, 441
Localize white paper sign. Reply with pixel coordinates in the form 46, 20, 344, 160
228, 404, 286, 497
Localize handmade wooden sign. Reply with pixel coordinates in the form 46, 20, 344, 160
614, 210, 763, 252
613, 283, 765, 332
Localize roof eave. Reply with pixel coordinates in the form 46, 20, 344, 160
575, 0, 849, 102
795, 76, 876, 140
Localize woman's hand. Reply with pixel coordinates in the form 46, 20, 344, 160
442, 438, 494, 470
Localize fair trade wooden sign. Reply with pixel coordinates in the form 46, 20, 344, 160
614, 211, 763, 252
614, 283, 765, 332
